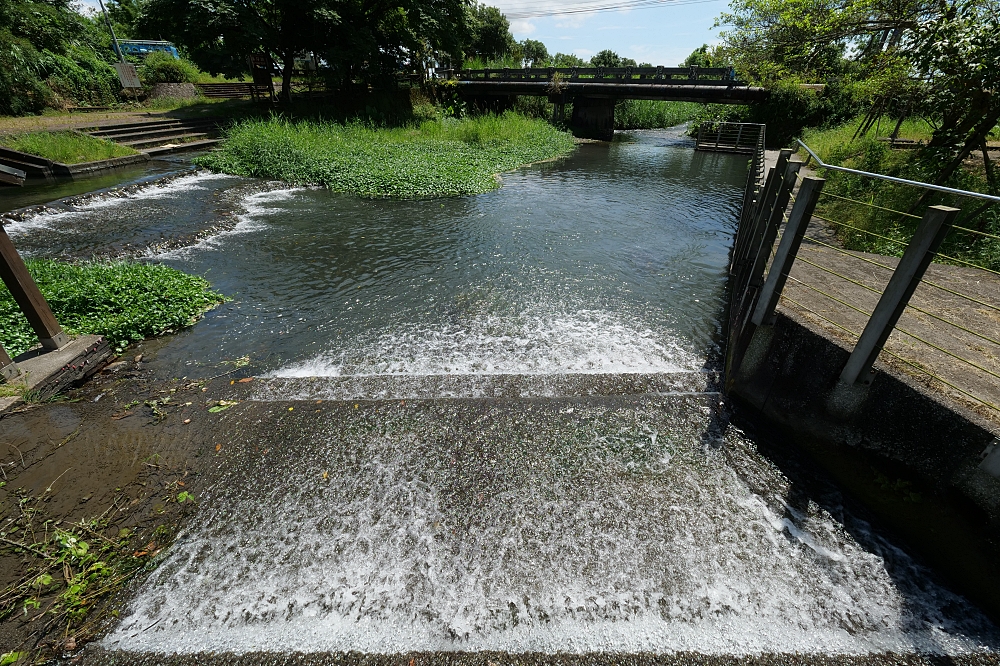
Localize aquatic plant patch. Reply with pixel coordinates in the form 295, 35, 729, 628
1, 131, 137, 164
196, 112, 577, 197
0, 260, 225, 357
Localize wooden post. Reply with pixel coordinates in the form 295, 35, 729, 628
751, 176, 826, 326
0, 224, 68, 350
0, 343, 20, 383
840, 205, 960, 385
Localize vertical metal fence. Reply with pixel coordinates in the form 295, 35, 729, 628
727, 140, 1000, 420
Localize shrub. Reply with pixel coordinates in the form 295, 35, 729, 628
138, 51, 199, 85
0, 30, 53, 115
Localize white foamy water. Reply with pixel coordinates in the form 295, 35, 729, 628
149, 186, 305, 259
272, 309, 701, 378
103, 399, 1000, 656
2, 170, 232, 237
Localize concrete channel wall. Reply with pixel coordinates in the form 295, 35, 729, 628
731, 302, 1000, 623
723, 134, 1000, 623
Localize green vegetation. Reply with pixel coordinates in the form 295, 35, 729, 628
616, 101, 701, 131
138, 51, 200, 85
0, 260, 225, 357
799, 118, 1000, 272
197, 112, 576, 197
2, 131, 137, 163
0, 483, 191, 661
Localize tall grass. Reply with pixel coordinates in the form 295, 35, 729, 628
197, 112, 577, 197
615, 100, 701, 130
0, 260, 225, 357
2, 131, 137, 164
799, 118, 999, 272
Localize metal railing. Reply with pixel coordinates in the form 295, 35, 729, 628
696, 122, 764, 155
727, 142, 1000, 419
456, 66, 740, 86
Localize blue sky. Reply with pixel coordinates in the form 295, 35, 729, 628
75, 0, 727, 67
494, 0, 727, 68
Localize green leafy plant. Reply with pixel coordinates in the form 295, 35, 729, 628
615, 100, 701, 130
137, 51, 199, 85
196, 111, 576, 198
0, 259, 226, 358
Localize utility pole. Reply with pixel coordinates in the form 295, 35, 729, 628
98, 0, 142, 104
97, 0, 125, 63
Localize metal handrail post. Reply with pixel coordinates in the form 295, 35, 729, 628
839, 205, 961, 385
732, 149, 791, 275
747, 160, 802, 292
751, 177, 826, 326
0, 225, 68, 350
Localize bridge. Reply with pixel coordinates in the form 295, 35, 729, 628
454, 66, 769, 140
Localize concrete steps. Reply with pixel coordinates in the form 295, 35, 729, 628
83, 118, 223, 155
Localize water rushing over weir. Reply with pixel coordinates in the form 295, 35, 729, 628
4, 129, 999, 658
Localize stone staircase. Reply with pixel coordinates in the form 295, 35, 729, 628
84, 117, 224, 156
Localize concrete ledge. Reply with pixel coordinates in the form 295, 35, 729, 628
730, 308, 1000, 621
0, 335, 112, 414
52, 152, 149, 177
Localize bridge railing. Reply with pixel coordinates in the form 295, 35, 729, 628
456, 66, 740, 86
726, 142, 1000, 420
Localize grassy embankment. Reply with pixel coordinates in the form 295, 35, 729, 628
798, 117, 1000, 272
616, 100, 702, 130
2, 131, 137, 164
197, 111, 577, 197
0, 260, 225, 361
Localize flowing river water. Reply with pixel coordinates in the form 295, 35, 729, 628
3, 128, 999, 660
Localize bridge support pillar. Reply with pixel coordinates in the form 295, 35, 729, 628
570, 96, 615, 141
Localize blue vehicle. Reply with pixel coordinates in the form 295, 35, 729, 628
117, 40, 180, 59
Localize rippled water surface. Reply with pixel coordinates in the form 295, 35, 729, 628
4, 130, 743, 379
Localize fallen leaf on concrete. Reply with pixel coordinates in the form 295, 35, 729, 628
216, 444, 222, 451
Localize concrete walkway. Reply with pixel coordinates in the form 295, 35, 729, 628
774, 215, 1000, 429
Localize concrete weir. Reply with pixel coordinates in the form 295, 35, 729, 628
729, 308, 1000, 623
65, 372, 1000, 662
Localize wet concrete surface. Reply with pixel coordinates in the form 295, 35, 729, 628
67, 649, 1000, 665
4, 362, 1000, 663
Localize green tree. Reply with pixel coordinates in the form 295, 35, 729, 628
465, 3, 515, 61
682, 44, 728, 68
106, 0, 144, 38
138, 0, 467, 100
552, 52, 585, 67
520, 38, 548, 66
909, 0, 1000, 186
589, 49, 636, 68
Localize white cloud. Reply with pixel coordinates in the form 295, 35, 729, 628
510, 19, 537, 35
